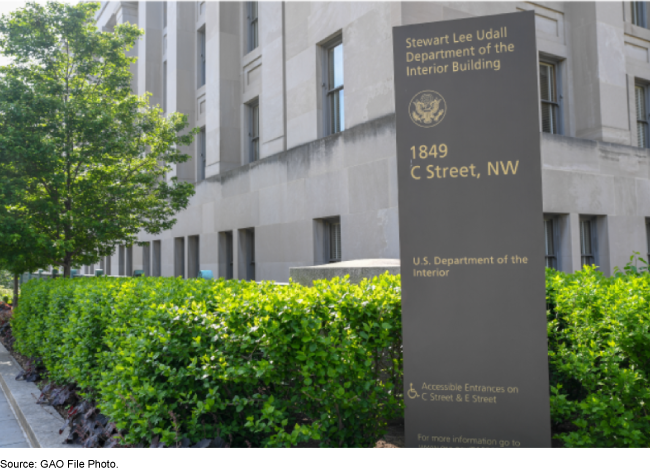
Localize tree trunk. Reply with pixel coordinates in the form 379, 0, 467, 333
12, 274, 18, 308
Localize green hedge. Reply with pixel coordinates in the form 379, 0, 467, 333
12, 275, 403, 447
12, 267, 650, 447
547, 266, 650, 447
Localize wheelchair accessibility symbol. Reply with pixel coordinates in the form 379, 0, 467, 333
407, 383, 420, 399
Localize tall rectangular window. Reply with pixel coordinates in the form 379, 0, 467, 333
328, 217, 342, 263
580, 218, 596, 268
188, 235, 200, 278
324, 38, 344, 135
199, 128, 206, 180
198, 28, 206, 88
248, 100, 259, 162
118, 245, 125, 276
540, 62, 559, 134
646, 220, 650, 265
175, 237, 185, 278
153, 240, 162, 277
126, 246, 133, 276
163, 2, 167, 28
636, 84, 648, 148
239, 228, 255, 281
219, 231, 234, 280
247, 2, 258, 52
105, 255, 111, 276
632, 2, 647, 27
162, 61, 167, 112
544, 217, 558, 269
142, 242, 151, 277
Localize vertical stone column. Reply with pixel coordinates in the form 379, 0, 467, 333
116, 3, 139, 93
205, 2, 242, 178
167, 2, 197, 183
560, 213, 583, 273
137, 1, 163, 107
260, 2, 286, 158
567, 2, 630, 144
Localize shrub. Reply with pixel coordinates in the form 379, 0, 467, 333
547, 266, 650, 447
16, 266, 650, 448
12, 275, 402, 447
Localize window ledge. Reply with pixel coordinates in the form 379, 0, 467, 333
243, 47, 261, 68
625, 21, 650, 43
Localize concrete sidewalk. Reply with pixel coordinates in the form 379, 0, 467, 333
0, 343, 77, 448
0, 356, 31, 448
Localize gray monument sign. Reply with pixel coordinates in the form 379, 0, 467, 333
392, 11, 552, 448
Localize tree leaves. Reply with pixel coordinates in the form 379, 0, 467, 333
0, 1, 197, 276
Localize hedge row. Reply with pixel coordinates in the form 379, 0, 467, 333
12, 275, 403, 447
12, 267, 650, 447
547, 266, 650, 447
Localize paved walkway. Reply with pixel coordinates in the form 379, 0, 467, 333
0, 383, 31, 448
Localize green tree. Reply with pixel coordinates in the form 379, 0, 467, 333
0, 216, 49, 306
0, 1, 196, 278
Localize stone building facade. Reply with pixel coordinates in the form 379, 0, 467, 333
89, 1, 650, 281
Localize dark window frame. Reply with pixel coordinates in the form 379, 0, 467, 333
162, 61, 167, 112
579, 216, 598, 269
636, 82, 649, 148
198, 127, 206, 180
324, 217, 341, 263
539, 60, 561, 135
632, 2, 648, 28
544, 215, 559, 270
248, 99, 260, 163
323, 36, 344, 136
153, 240, 162, 277
644, 219, 650, 267
198, 27, 206, 88
247, 2, 258, 53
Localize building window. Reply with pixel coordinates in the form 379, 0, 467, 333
105, 255, 112, 276
248, 100, 259, 163
328, 217, 341, 262
188, 235, 200, 278
247, 2, 258, 52
199, 128, 206, 180
580, 217, 597, 268
646, 220, 650, 265
153, 240, 162, 276
239, 228, 255, 281
540, 61, 560, 134
544, 216, 558, 269
162, 61, 167, 112
163, 2, 167, 29
632, 2, 648, 27
324, 37, 344, 135
636, 84, 649, 148
142, 242, 151, 277
314, 216, 342, 264
198, 1, 206, 17
198, 28, 206, 88
126, 246, 133, 276
219, 231, 234, 279
118, 245, 125, 276
175, 237, 185, 278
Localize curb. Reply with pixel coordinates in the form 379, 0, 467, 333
0, 343, 79, 448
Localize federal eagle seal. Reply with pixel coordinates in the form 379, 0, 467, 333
409, 90, 447, 128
